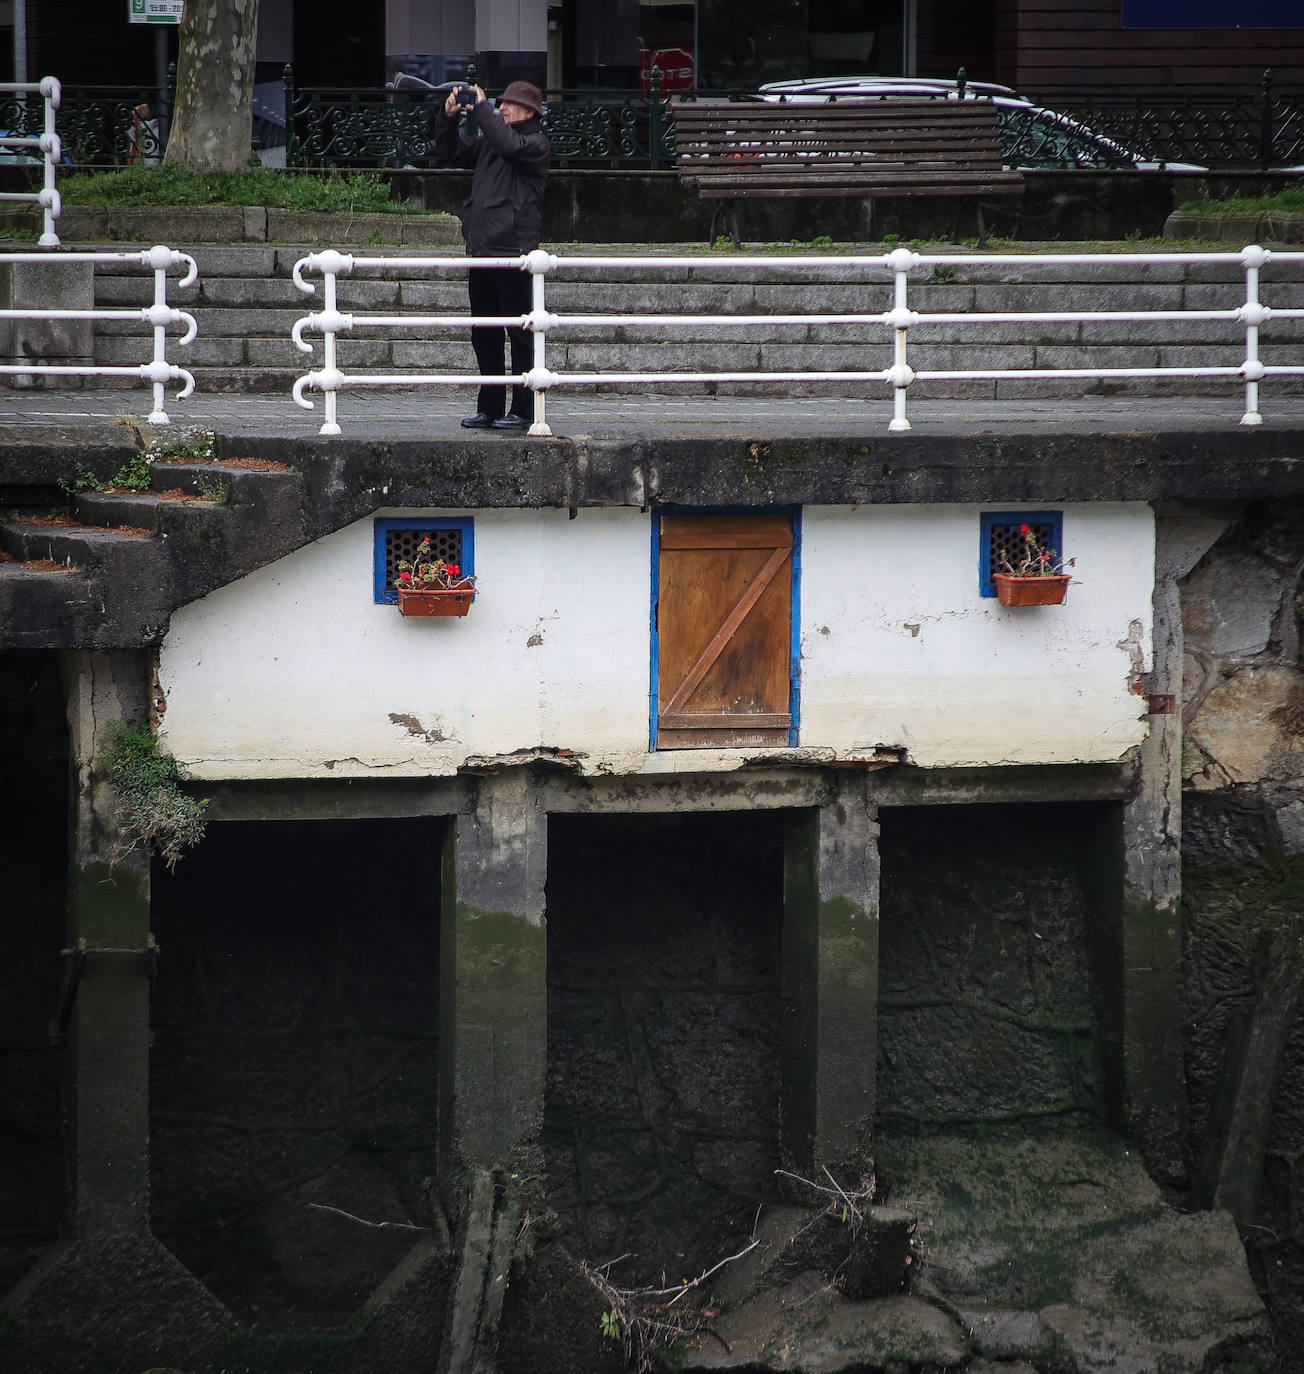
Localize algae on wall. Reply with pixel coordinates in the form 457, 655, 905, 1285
1180, 494, 1304, 1372
542, 812, 785, 1289
876, 802, 1110, 1132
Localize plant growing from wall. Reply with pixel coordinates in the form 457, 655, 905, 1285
57, 429, 223, 502
104, 722, 208, 868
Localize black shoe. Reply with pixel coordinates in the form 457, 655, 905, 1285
492, 413, 530, 431
461, 412, 497, 429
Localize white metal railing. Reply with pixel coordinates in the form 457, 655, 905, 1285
0, 245, 198, 423
290, 245, 1304, 436
0, 78, 62, 246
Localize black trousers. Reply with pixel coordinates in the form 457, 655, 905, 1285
468, 266, 533, 420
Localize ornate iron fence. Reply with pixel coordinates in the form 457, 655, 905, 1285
31, 68, 1304, 173
284, 66, 1304, 172
1031, 72, 1304, 171
21, 83, 168, 166
284, 65, 675, 170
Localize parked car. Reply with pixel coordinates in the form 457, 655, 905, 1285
754, 77, 1204, 170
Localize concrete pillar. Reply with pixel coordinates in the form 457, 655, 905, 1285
60, 649, 154, 1236
476, 0, 547, 56
1116, 505, 1237, 1183
0, 260, 94, 389
781, 776, 880, 1177
2, 654, 235, 1369
439, 768, 547, 1173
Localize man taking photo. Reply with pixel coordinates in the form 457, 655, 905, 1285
434, 80, 551, 431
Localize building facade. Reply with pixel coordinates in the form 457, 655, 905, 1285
15, 0, 1304, 96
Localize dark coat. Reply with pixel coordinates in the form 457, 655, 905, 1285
433, 101, 550, 256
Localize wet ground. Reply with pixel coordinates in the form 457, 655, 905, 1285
1, 385, 1302, 442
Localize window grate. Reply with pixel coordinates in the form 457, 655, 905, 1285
384, 527, 463, 587
989, 520, 1055, 576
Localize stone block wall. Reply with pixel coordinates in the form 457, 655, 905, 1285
876, 803, 1110, 1131
149, 817, 443, 1327
542, 811, 785, 1288
1179, 496, 1304, 1367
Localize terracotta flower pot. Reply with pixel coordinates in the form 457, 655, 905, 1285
993, 573, 1071, 606
397, 582, 475, 617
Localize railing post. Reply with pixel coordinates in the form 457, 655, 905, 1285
887, 248, 914, 432
282, 63, 296, 167
320, 263, 341, 436
1240, 243, 1268, 427
527, 257, 551, 437
956, 66, 967, 100
38, 76, 60, 247
1260, 69, 1274, 173
649, 65, 664, 170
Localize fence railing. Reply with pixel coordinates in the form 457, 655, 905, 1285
281, 66, 1302, 172
31, 69, 1304, 172
1037, 71, 1304, 173
13, 82, 167, 167
0, 78, 62, 245
289, 245, 1304, 437
0, 246, 197, 423
284, 66, 674, 169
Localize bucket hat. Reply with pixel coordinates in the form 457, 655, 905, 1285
498, 81, 544, 117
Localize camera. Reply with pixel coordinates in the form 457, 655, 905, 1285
455, 86, 476, 107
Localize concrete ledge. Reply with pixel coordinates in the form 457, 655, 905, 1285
42, 204, 460, 246
1164, 208, 1304, 243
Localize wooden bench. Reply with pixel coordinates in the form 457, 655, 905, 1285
672, 98, 1024, 242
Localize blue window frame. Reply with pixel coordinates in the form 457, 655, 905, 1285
979, 510, 1063, 597
374, 518, 474, 604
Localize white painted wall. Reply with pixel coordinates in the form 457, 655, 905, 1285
799, 503, 1154, 768
157, 502, 1154, 780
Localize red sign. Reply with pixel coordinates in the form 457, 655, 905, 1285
640, 47, 695, 94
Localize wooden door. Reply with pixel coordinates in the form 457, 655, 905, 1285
656, 512, 795, 749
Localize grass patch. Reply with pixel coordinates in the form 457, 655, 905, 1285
58, 165, 418, 214
105, 721, 208, 869
1178, 187, 1304, 216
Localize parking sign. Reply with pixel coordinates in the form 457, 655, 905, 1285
129, 0, 184, 23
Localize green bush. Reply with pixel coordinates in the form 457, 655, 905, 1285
105, 721, 208, 869
59, 165, 417, 214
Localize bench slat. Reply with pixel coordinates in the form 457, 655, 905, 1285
673, 98, 1024, 204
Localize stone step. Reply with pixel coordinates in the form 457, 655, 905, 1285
73, 488, 229, 536
1, 513, 156, 559
0, 563, 97, 644
0, 453, 307, 646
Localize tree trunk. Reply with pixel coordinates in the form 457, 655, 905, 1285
164, 0, 260, 171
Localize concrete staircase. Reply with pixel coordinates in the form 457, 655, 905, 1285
0, 447, 306, 649
82, 243, 1304, 398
